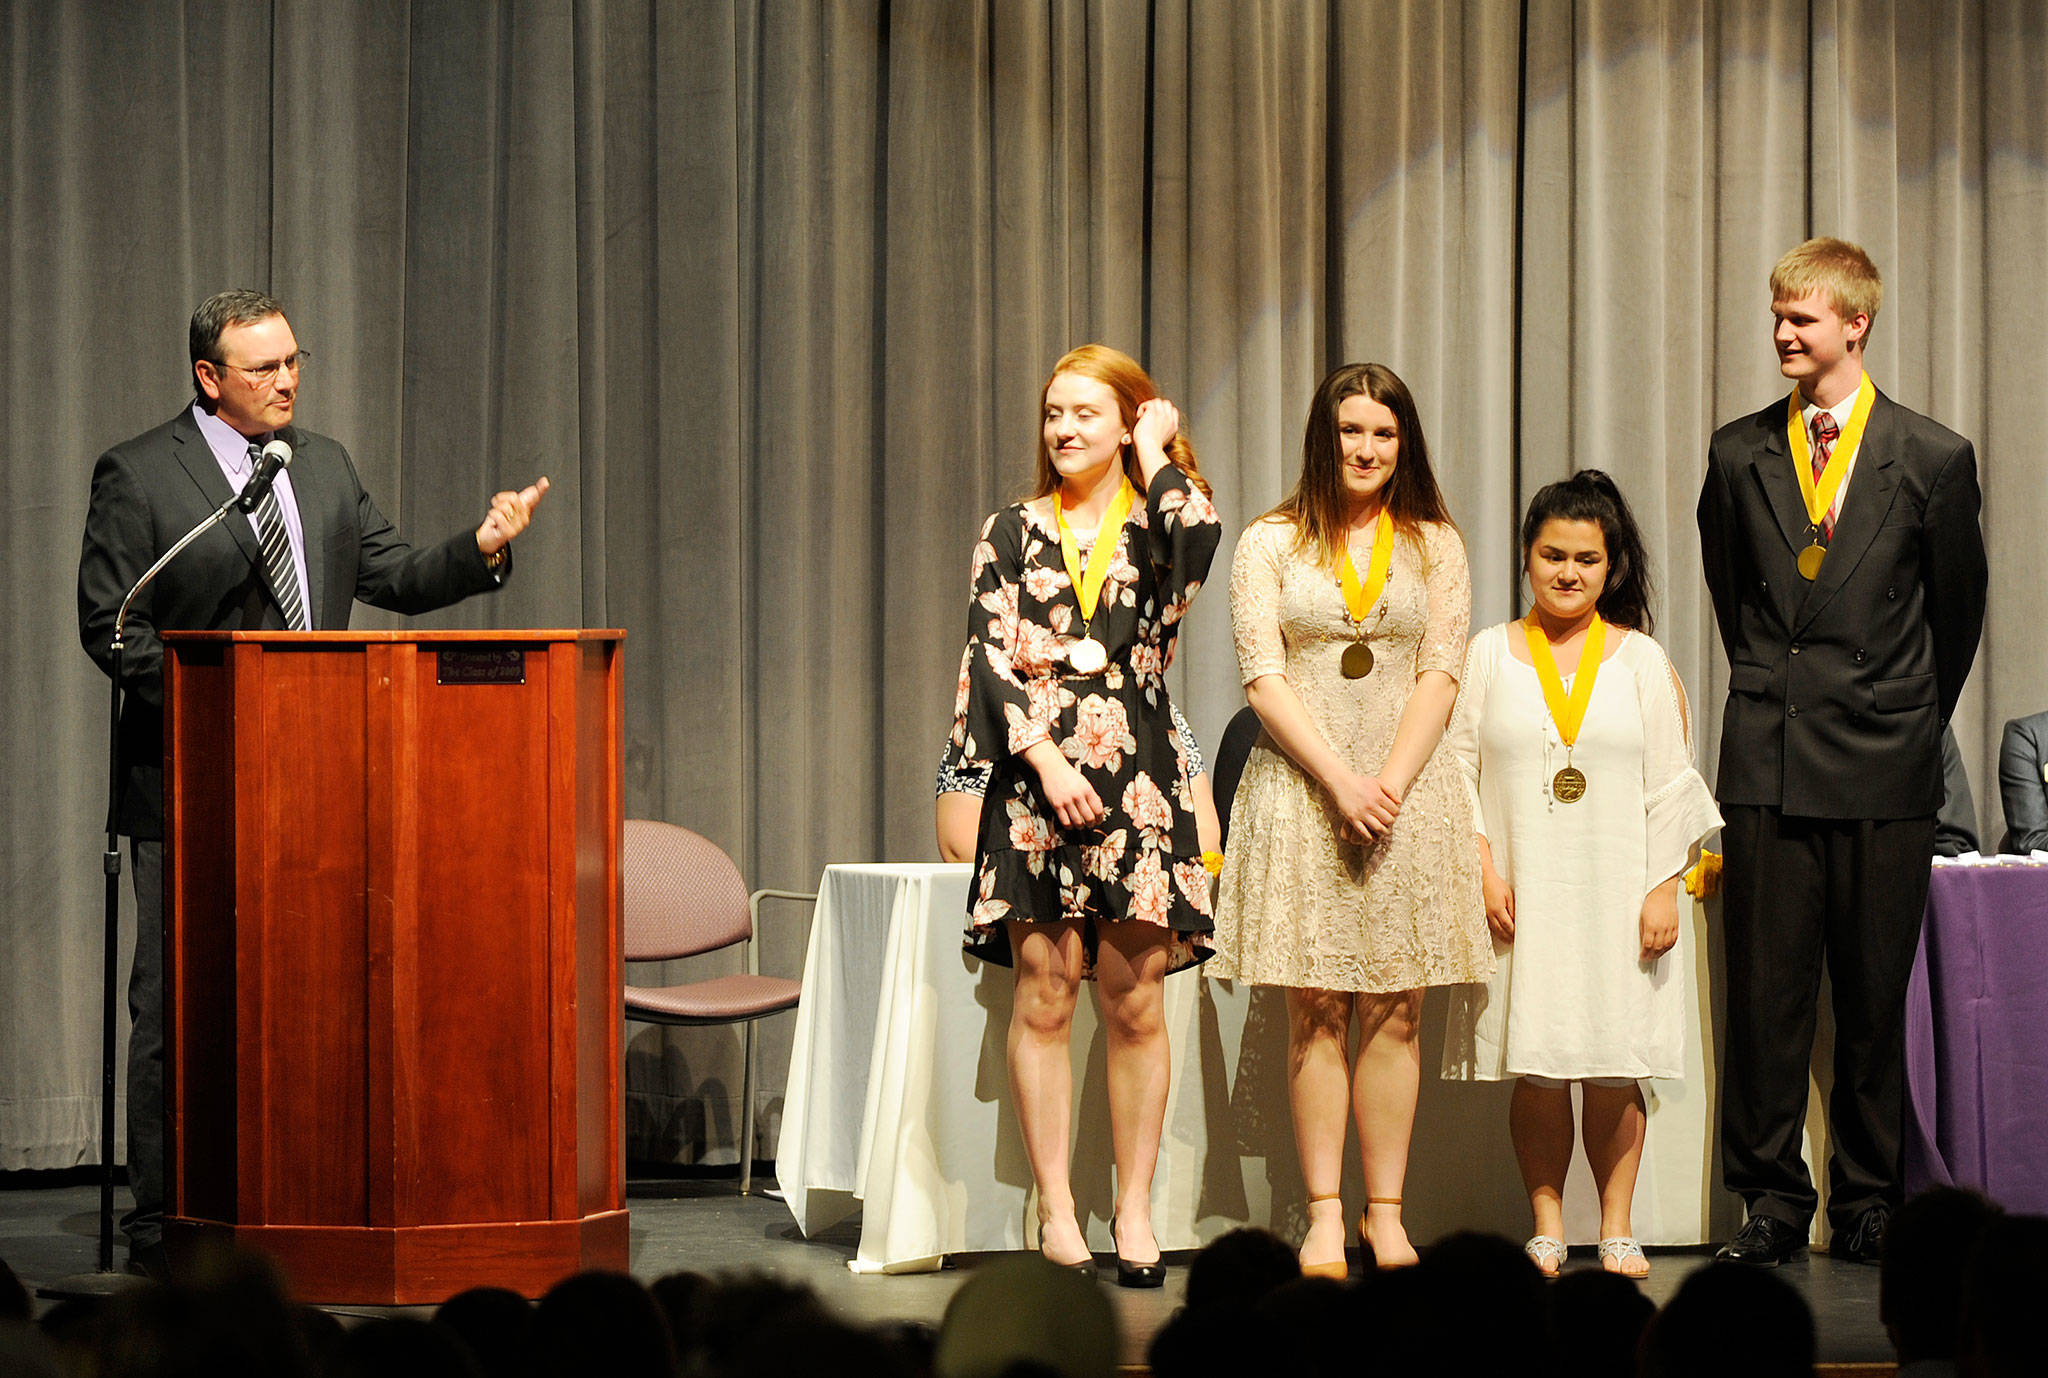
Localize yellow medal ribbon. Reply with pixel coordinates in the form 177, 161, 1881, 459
1786, 373, 1877, 532
1524, 612, 1606, 749
1056, 478, 1136, 622
1337, 508, 1394, 622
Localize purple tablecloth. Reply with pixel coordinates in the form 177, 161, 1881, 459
1904, 862, 2048, 1212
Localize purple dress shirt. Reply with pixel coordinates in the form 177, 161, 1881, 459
191, 403, 314, 627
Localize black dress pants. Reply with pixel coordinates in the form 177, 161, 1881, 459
1718, 805, 1934, 1232
122, 837, 165, 1251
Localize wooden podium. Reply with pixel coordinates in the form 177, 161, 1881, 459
159, 630, 627, 1304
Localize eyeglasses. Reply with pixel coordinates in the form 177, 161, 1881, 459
215, 350, 311, 386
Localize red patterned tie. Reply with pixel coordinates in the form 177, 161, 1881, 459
1810, 411, 1839, 540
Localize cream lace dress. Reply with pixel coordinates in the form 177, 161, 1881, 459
1438, 623, 1723, 1081
1210, 516, 1493, 993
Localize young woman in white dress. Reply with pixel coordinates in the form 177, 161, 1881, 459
1212, 363, 1490, 1275
1441, 471, 1721, 1277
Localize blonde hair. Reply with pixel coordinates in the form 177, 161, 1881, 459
1770, 238, 1883, 332
1030, 345, 1212, 499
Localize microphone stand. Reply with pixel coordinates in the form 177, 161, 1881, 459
44, 484, 256, 1295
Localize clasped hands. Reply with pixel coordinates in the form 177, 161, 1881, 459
476, 475, 551, 556
1324, 766, 1401, 847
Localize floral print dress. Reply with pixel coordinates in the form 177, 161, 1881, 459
949, 467, 1222, 977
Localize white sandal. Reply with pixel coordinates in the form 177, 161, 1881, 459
1597, 1236, 1648, 1277
1524, 1235, 1566, 1276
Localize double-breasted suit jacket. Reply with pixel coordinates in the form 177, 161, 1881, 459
1698, 387, 1987, 820
77, 405, 507, 839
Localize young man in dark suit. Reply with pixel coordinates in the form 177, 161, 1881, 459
76, 289, 548, 1276
1697, 239, 1987, 1266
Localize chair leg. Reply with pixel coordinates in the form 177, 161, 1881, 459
739, 1020, 757, 1196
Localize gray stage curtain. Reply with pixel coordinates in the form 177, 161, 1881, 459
4, 1, 2043, 1190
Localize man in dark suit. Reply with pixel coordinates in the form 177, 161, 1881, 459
76, 289, 548, 1275
1697, 239, 1987, 1267
1998, 710, 2048, 854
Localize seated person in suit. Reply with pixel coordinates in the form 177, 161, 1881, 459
1935, 724, 1980, 857
1999, 710, 2048, 854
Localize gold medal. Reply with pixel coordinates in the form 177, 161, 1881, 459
1786, 375, 1875, 577
1525, 612, 1605, 807
1056, 479, 1136, 680
1069, 638, 1108, 674
1337, 508, 1394, 680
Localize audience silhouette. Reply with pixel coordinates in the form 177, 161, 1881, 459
1, 1192, 2041, 1377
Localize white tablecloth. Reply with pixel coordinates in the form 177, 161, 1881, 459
775, 863, 1224, 1272
777, 862, 1744, 1272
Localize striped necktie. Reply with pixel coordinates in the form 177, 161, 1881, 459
248, 444, 309, 630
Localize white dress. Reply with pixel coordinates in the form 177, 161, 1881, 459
1439, 622, 1722, 1081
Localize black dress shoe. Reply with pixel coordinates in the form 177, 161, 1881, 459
1834, 1204, 1890, 1265
124, 1240, 169, 1281
1114, 1255, 1165, 1288
1038, 1247, 1095, 1276
1110, 1216, 1165, 1289
1714, 1214, 1805, 1267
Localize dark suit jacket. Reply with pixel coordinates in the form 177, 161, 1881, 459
77, 406, 508, 838
2000, 710, 2048, 854
1697, 385, 1987, 819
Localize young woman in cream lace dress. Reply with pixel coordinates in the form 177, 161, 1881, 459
1212, 363, 1490, 1273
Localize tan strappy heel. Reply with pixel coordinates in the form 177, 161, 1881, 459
1361, 1196, 1418, 1270
1299, 1193, 1349, 1279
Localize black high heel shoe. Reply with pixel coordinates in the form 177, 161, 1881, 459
1110, 1215, 1164, 1289
1038, 1215, 1096, 1275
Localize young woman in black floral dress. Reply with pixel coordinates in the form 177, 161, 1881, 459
946, 344, 1220, 1285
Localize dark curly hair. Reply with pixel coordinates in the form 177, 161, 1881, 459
1520, 469, 1655, 633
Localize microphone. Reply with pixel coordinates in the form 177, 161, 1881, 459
235, 439, 294, 513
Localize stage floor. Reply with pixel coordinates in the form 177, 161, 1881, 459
2, 1174, 1896, 1370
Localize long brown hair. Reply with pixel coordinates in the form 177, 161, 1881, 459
1269, 361, 1454, 568
1030, 344, 1212, 499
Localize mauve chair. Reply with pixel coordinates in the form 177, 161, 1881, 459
622, 819, 814, 1196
